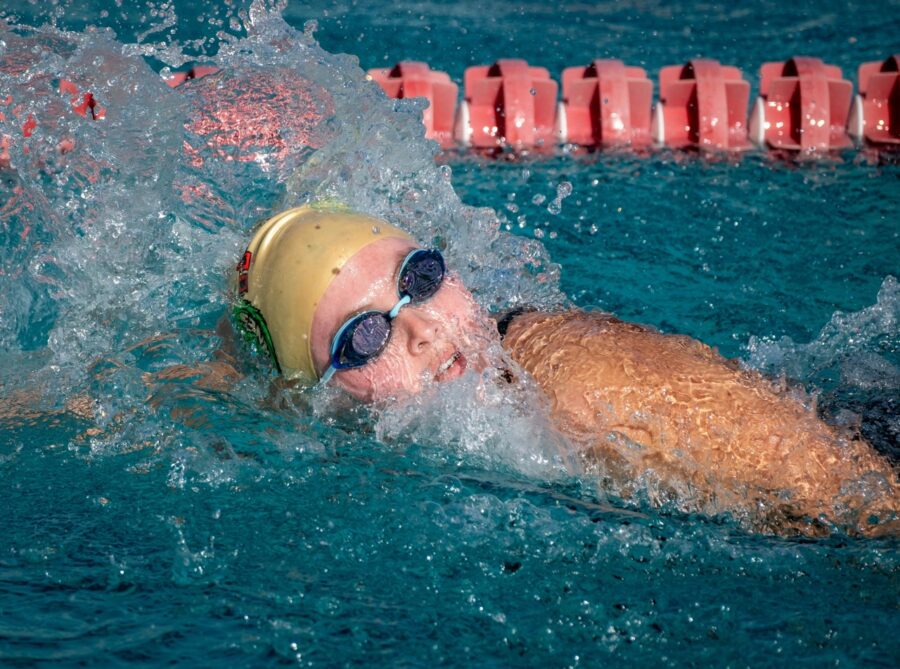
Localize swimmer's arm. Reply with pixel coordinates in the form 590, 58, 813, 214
147, 316, 243, 393
501, 310, 900, 535
0, 321, 244, 445
0, 388, 98, 447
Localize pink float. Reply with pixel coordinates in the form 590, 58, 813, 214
456, 59, 558, 148
748, 57, 853, 151
653, 59, 751, 150
849, 55, 900, 145
559, 59, 652, 147
58, 79, 106, 120
164, 65, 219, 88
367, 61, 458, 148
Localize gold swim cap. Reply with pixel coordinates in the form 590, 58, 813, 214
234, 203, 414, 383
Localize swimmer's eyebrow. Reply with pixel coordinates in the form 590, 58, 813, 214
341, 245, 416, 318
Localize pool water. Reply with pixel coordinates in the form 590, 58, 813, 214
1, 1, 899, 666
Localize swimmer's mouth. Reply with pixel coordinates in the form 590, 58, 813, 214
435, 351, 466, 382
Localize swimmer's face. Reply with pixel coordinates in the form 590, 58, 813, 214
310, 237, 496, 402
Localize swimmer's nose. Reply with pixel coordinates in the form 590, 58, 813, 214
397, 307, 439, 355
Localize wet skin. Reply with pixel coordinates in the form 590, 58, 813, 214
503, 311, 899, 535
309, 236, 493, 402
309, 238, 899, 536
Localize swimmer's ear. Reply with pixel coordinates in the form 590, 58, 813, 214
232, 300, 282, 374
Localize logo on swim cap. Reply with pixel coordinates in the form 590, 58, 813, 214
232, 300, 281, 374
236, 250, 252, 295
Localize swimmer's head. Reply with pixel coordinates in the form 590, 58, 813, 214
234, 203, 415, 384
235, 203, 497, 399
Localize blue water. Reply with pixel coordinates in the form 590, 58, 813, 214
1, 1, 899, 666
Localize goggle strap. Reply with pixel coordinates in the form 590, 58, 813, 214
318, 366, 336, 385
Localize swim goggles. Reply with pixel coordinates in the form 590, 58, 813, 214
319, 248, 446, 384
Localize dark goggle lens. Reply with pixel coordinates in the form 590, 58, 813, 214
332, 312, 391, 369
399, 249, 445, 302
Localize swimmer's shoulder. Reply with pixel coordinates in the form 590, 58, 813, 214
497, 308, 647, 344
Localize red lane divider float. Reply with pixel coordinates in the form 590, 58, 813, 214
749, 57, 852, 151
367, 61, 458, 148
369, 55, 898, 154
456, 59, 558, 148
58, 79, 106, 121
163, 65, 219, 88
4, 55, 898, 163
849, 54, 900, 146
559, 59, 652, 147
652, 59, 751, 151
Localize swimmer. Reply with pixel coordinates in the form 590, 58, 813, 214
233, 203, 900, 537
